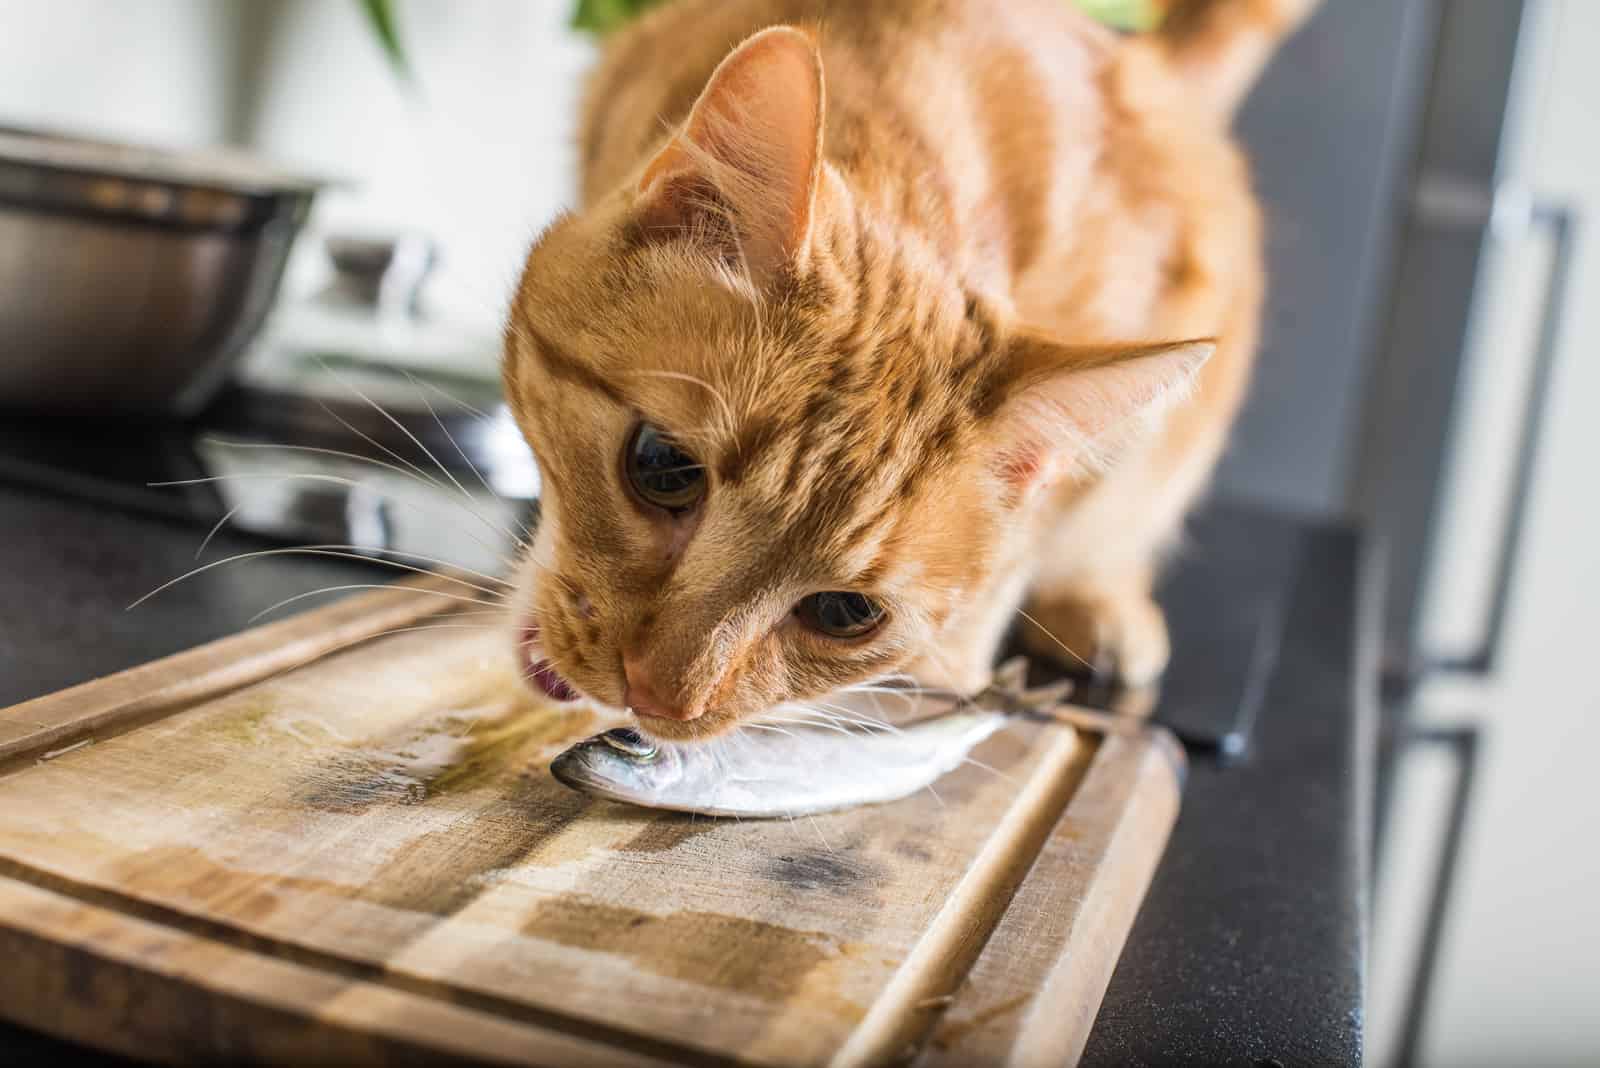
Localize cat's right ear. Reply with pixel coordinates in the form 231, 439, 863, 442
634, 26, 825, 284
984, 335, 1215, 499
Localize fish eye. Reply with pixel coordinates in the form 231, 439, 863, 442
602, 727, 659, 760
795, 592, 886, 639
625, 422, 705, 513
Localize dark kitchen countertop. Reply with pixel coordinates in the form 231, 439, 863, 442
0, 482, 1372, 1066
1083, 510, 1375, 1067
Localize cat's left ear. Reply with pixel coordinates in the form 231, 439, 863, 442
984, 333, 1215, 497
635, 26, 825, 282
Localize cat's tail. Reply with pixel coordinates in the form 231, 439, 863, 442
1133, 0, 1322, 122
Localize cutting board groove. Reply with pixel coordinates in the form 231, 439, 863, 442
0, 574, 465, 774
0, 853, 716, 1066
0, 581, 1182, 1067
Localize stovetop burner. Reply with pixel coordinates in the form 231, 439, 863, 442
1, 354, 539, 577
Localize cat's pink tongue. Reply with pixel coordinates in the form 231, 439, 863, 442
529, 659, 581, 702
521, 622, 581, 703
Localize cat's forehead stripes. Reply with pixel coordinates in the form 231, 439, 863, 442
523, 326, 626, 407
698, 245, 1005, 585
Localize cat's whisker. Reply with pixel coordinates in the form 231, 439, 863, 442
194, 502, 245, 560
311, 385, 549, 561
312, 395, 447, 492
127, 545, 509, 611
657, 423, 724, 452
408, 374, 495, 421
153, 471, 520, 571
763, 710, 856, 737
186, 617, 509, 701
806, 813, 836, 854
357, 549, 512, 589
624, 370, 740, 442
821, 716, 899, 736
635, 463, 705, 478
318, 361, 487, 503
217, 428, 537, 556
404, 371, 512, 514
767, 704, 897, 737
1015, 607, 1094, 673
361, 622, 503, 639
708, 735, 734, 783
203, 439, 475, 507
847, 680, 938, 699
767, 703, 851, 724
809, 695, 905, 729
958, 755, 1018, 784
841, 682, 907, 696
846, 689, 895, 724
408, 380, 543, 558
851, 673, 934, 701
761, 716, 850, 736
313, 358, 521, 547
790, 703, 883, 726
742, 722, 799, 740
809, 700, 903, 734
246, 584, 503, 625
838, 685, 921, 715
510, 510, 537, 554
912, 643, 991, 702
529, 561, 585, 604
402, 609, 510, 626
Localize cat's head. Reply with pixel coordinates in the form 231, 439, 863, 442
504, 27, 1209, 740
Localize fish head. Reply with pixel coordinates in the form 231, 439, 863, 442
550, 727, 688, 804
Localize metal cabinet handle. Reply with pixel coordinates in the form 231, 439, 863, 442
1456, 201, 1577, 675
1384, 725, 1481, 1068
1415, 177, 1580, 677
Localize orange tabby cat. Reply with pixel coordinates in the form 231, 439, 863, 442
504, 0, 1317, 740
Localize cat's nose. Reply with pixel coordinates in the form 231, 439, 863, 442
623, 655, 699, 721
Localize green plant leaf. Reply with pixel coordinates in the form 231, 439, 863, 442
571, 0, 667, 36
1071, 0, 1162, 32
570, 0, 1160, 37
359, 0, 413, 80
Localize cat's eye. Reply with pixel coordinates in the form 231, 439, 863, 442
796, 592, 886, 639
625, 422, 706, 513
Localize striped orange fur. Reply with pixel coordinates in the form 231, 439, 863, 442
504, 0, 1318, 740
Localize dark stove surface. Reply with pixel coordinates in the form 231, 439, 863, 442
0, 374, 537, 577
0, 413, 216, 524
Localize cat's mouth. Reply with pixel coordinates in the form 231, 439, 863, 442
519, 622, 582, 703
515, 621, 742, 741
630, 707, 742, 743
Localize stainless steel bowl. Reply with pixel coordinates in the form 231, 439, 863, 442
0, 127, 321, 416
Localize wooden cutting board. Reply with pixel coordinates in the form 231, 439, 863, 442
0, 580, 1182, 1067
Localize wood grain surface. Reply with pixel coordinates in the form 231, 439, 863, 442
0, 584, 1181, 1066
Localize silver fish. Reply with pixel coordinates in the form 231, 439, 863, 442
549, 658, 1091, 818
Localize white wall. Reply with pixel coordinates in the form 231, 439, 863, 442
0, 0, 594, 341
0, 0, 238, 145
241, 0, 594, 330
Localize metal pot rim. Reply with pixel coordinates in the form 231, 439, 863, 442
0, 124, 331, 198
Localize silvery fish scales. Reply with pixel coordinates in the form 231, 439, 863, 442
547, 658, 1083, 818
550, 713, 1007, 818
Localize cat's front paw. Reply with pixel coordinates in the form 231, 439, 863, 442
1019, 588, 1170, 689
